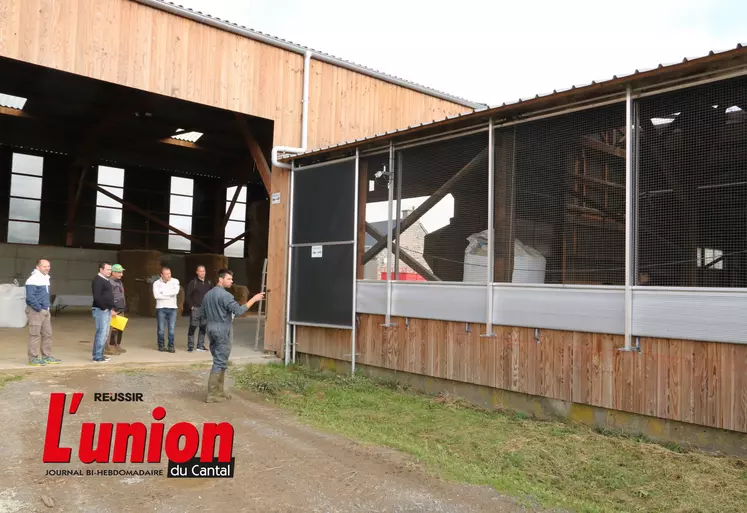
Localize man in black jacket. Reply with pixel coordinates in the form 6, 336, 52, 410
91, 262, 118, 363
185, 265, 212, 352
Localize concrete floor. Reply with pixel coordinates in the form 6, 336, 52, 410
0, 308, 277, 370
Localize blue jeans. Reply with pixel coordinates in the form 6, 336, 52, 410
157, 308, 177, 349
92, 308, 111, 361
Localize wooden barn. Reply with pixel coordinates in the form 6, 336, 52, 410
280, 46, 747, 455
0, 0, 479, 351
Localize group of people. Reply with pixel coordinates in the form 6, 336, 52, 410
150, 264, 264, 401
24, 258, 264, 401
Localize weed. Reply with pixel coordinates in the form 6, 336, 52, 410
0, 374, 23, 390
232, 362, 747, 513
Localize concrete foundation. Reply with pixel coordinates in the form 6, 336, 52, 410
0, 309, 273, 371
299, 353, 747, 459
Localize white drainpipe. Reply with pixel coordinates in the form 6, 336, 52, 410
272, 50, 311, 169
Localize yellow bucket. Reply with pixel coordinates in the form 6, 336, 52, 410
110, 315, 128, 331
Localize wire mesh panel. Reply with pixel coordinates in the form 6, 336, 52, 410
360, 153, 391, 281
494, 103, 627, 285
395, 131, 489, 283
636, 75, 747, 287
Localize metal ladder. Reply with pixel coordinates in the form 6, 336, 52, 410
254, 258, 268, 351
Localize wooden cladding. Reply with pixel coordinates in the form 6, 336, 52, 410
295, 315, 747, 434
0, 0, 471, 149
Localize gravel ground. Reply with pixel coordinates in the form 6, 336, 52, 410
0, 366, 534, 513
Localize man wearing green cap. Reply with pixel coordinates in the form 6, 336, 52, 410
106, 264, 127, 355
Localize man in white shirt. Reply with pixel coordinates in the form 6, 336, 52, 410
152, 266, 180, 353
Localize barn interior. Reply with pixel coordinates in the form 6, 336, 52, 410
0, 56, 276, 367
359, 108, 628, 286
636, 73, 747, 287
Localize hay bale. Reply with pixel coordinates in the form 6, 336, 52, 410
118, 250, 163, 317
185, 253, 229, 284
228, 284, 251, 317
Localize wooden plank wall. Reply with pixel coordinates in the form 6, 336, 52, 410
0, 0, 474, 355
0, 0, 470, 149
296, 315, 747, 434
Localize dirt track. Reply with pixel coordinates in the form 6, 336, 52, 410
0, 366, 531, 513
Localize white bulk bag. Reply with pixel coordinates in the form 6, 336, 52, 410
0, 283, 28, 328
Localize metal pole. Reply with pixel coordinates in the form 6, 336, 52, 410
351, 149, 360, 374
254, 258, 268, 351
485, 118, 496, 337
292, 324, 297, 363
284, 164, 296, 365
394, 151, 403, 280
384, 141, 395, 327
624, 85, 633, 351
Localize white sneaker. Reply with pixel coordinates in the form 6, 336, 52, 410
93, 357, 111, 363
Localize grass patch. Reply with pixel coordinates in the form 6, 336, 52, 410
233, 363, 747, 513
0, 374, 24, 389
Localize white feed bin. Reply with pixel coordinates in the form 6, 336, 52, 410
0, 282, 28, 328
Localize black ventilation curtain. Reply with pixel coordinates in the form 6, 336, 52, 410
289, 158, 357, 328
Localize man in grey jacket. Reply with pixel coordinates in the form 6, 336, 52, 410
106, 264, 127, 355
200, 268, 264, 403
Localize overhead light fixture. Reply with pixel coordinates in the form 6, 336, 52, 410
171, 128, 204, 143
0, 92, 28, 110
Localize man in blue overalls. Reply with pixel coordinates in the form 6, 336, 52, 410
200, 268, 264, 402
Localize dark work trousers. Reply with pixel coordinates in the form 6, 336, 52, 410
206, 322, 232, 373
188, 306, 207, 351
108, 308, 125, 346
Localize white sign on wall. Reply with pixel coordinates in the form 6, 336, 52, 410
311, 245, 323, 258
271, 192, 281, 204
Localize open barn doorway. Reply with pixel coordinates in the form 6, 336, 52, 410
0, 56, 276, 369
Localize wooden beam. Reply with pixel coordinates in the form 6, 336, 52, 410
88, 183, 214, 251
65, 163, 90, 246
158, 137, 204, 150
223, 229, 249, 249
581, 135, 626, 158
235, 114, 272, 193
0, 106, 29, 118
365, 223, 440, 281
364, 146, 489, 264
223, 184, 244, 227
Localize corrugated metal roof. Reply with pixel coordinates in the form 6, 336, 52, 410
131, 0, 484, 109
287, 43, 747, 161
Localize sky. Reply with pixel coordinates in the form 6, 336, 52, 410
173, 0, 747, 233
174, 0, 747, 106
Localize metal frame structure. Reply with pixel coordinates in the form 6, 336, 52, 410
284, 152, 361, 368
483, 118, 496, 337
286, 62, 747, 369
623, 86, 634, 351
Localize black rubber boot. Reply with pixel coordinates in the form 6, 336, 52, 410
218, 370, 232, 400
206, 372, 225, 403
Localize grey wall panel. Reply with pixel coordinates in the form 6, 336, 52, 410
493, 285, 625, 334
392, 282, 487, 323
356, 280, 386, 315
632, 288, 747, 344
